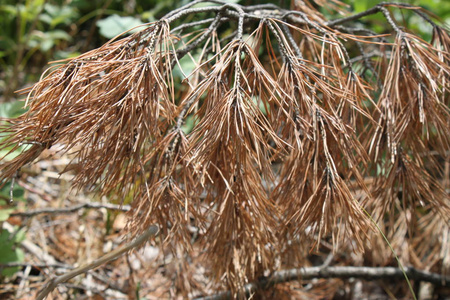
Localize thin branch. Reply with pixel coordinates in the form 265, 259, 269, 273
0, 263, 128, 295
264, 20, 290, 61
170, 18, 220, 33
333, 25, 389, 43
379, 6, 403, 35
10, 202, 130, 217
284, 11, 355, 70
326, 6, 380, 27
228, 3, 245, 40
35, 225, 158, 300
243, 4, 281, 11
162, 0, 217, 20
326, 2, 429, 28
175, 10, 224, 59
0, 262, 73, 269
164, 6, 222, 24
194, 266, 450, 300
280, 23, 303, 59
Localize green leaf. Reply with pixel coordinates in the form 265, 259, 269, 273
14, 228, 27, 243
21, 1, 44, 22
0, 229, 25, 277
0, 101, 27, 159
46, 30, 72, 40
54, 50, 81, 60
0, 5, 18, 17
0, 182, 25, 202
0, 208, 13, 222
97, 15, 145, 39
27, 29, 72, 52
0, 101, 27, 118
40, 3, 79, 28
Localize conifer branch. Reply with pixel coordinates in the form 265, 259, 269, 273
0, 1, 448, 298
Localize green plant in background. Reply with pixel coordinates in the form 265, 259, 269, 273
0, 222, 26, 277
0, 0, 195, 102
96, 14, 145, 39
0, 0, 79, 101
352, 0, 450, 41
0, 100, 26, 224
2, 0, 449, 100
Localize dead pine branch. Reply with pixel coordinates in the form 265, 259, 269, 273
0, 1, 449, 298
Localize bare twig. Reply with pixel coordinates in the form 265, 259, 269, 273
0, 262, 72, 269
194, 266, 450, 300
35, 225, 158, 300
170, 18, 218, 33
326, 6, 381, 27
10, 202, 130, 217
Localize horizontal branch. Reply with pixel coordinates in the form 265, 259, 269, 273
0, 262, 73, 269
326, 6, 380, 27
10, 202, 130, 217
194, 266, 450, 300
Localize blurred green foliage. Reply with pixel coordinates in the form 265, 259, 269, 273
0, 226, 26, 277
351, 0, 450, 40
0, 0, 193, 101
1, 0, 448, 102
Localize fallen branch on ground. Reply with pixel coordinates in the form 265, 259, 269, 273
10, 202, 130, 217
35, 224, 158, 300
194, 266, 450, 300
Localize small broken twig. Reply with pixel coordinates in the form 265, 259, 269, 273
35, 225, 158, 300
10, 202, 130, 218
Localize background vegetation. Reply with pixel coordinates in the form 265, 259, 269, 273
1, 0, 449, 102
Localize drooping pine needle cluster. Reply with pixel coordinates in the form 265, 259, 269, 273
1, 0, 449, 295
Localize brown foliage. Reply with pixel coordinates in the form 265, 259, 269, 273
1, 1, 449, 297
